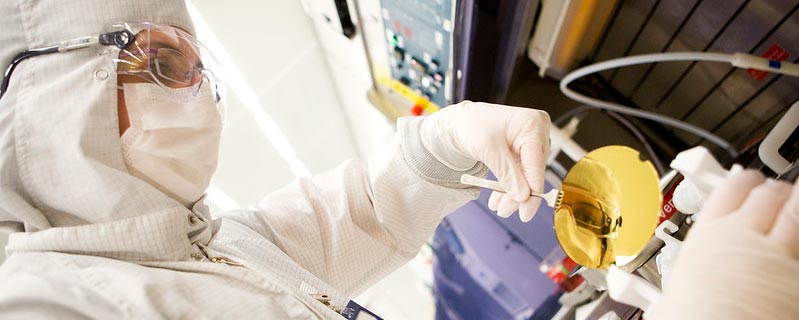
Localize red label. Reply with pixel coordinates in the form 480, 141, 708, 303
658, 176, 683, 224
544, 257, 578, 285
545, 266, 567, 284
747, 44, 790, 81
560, 275, 584, 292
404, 26, 413, 40
410, 104, 424, 116
660, 197, 676, 223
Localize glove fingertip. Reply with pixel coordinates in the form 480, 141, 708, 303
497, 209, 514, 218
486, 149, 530, 203
497, 196, 519, 218
507, 181, 531, 203
488, 191, 503, 211
520, 211, 534, 222
519, 198, 542, 222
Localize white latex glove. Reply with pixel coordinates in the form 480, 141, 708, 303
649, 170, 799, 320
421, 101, 550, 222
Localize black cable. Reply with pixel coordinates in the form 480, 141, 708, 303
1, 30, 133, 101
605, 111, 666, 175
554, 79, 666, 175
0, 46, 58, 100
554, 105, 591, 126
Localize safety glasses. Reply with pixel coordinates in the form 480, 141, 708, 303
1, 22, 224, 112
559, 185, 622, 239
114, 22, 223, 107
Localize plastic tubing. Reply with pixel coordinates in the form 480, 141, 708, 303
560, 52, 739, 157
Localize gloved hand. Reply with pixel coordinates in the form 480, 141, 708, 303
421, 101, 550, 222
648, 170, 799, 319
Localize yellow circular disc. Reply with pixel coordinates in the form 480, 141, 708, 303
554, 146, 661, 269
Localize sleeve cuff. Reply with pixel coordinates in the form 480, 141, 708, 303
397, 116, 487, 189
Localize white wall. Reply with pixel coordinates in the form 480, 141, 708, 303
300, 0, 395, 157
188, 0, 363, 209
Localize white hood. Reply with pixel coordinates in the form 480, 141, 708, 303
0, 0, 198, 231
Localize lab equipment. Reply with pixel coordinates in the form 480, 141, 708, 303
432, 179, 560, 320
759, 101, 799, 175
304, 0, 799, 318
549, 0, 799, 168
560, 52, 799, 158
603, 143, 799, 319
459, 174, 561, 208
463, 145, 661, 269
653, 220, 680, 291
670, 147, 744, 215
527, 0, 616, 78
378, 0, 454, 110
647, 169, 799, 319
352, 0, 540, 118
555, 154, 623, 269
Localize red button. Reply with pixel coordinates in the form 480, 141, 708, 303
410, 104, 423, 116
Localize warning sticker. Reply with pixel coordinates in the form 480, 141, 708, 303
659, 175, 683, 224
747, 44, 790, 81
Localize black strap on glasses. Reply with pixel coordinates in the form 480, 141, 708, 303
0, 30, 134, 101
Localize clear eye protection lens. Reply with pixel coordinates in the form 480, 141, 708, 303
151, 48, 197, 85
571, 203, 607, 233
112, 22, 225, 122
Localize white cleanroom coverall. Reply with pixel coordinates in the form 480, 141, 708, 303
4, 1, 793, 319
0, 1, 492, 318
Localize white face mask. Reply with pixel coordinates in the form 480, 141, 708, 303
120, 82, 223, 207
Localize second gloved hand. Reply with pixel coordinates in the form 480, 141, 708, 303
648, 170, 799, 319
421, 101, 550, 222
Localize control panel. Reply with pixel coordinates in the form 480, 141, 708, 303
379, 0, 455, 114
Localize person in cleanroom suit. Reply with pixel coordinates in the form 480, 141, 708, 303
0, 1, 797, 319
554, 156, 622, 269
0, 1, 550, 318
